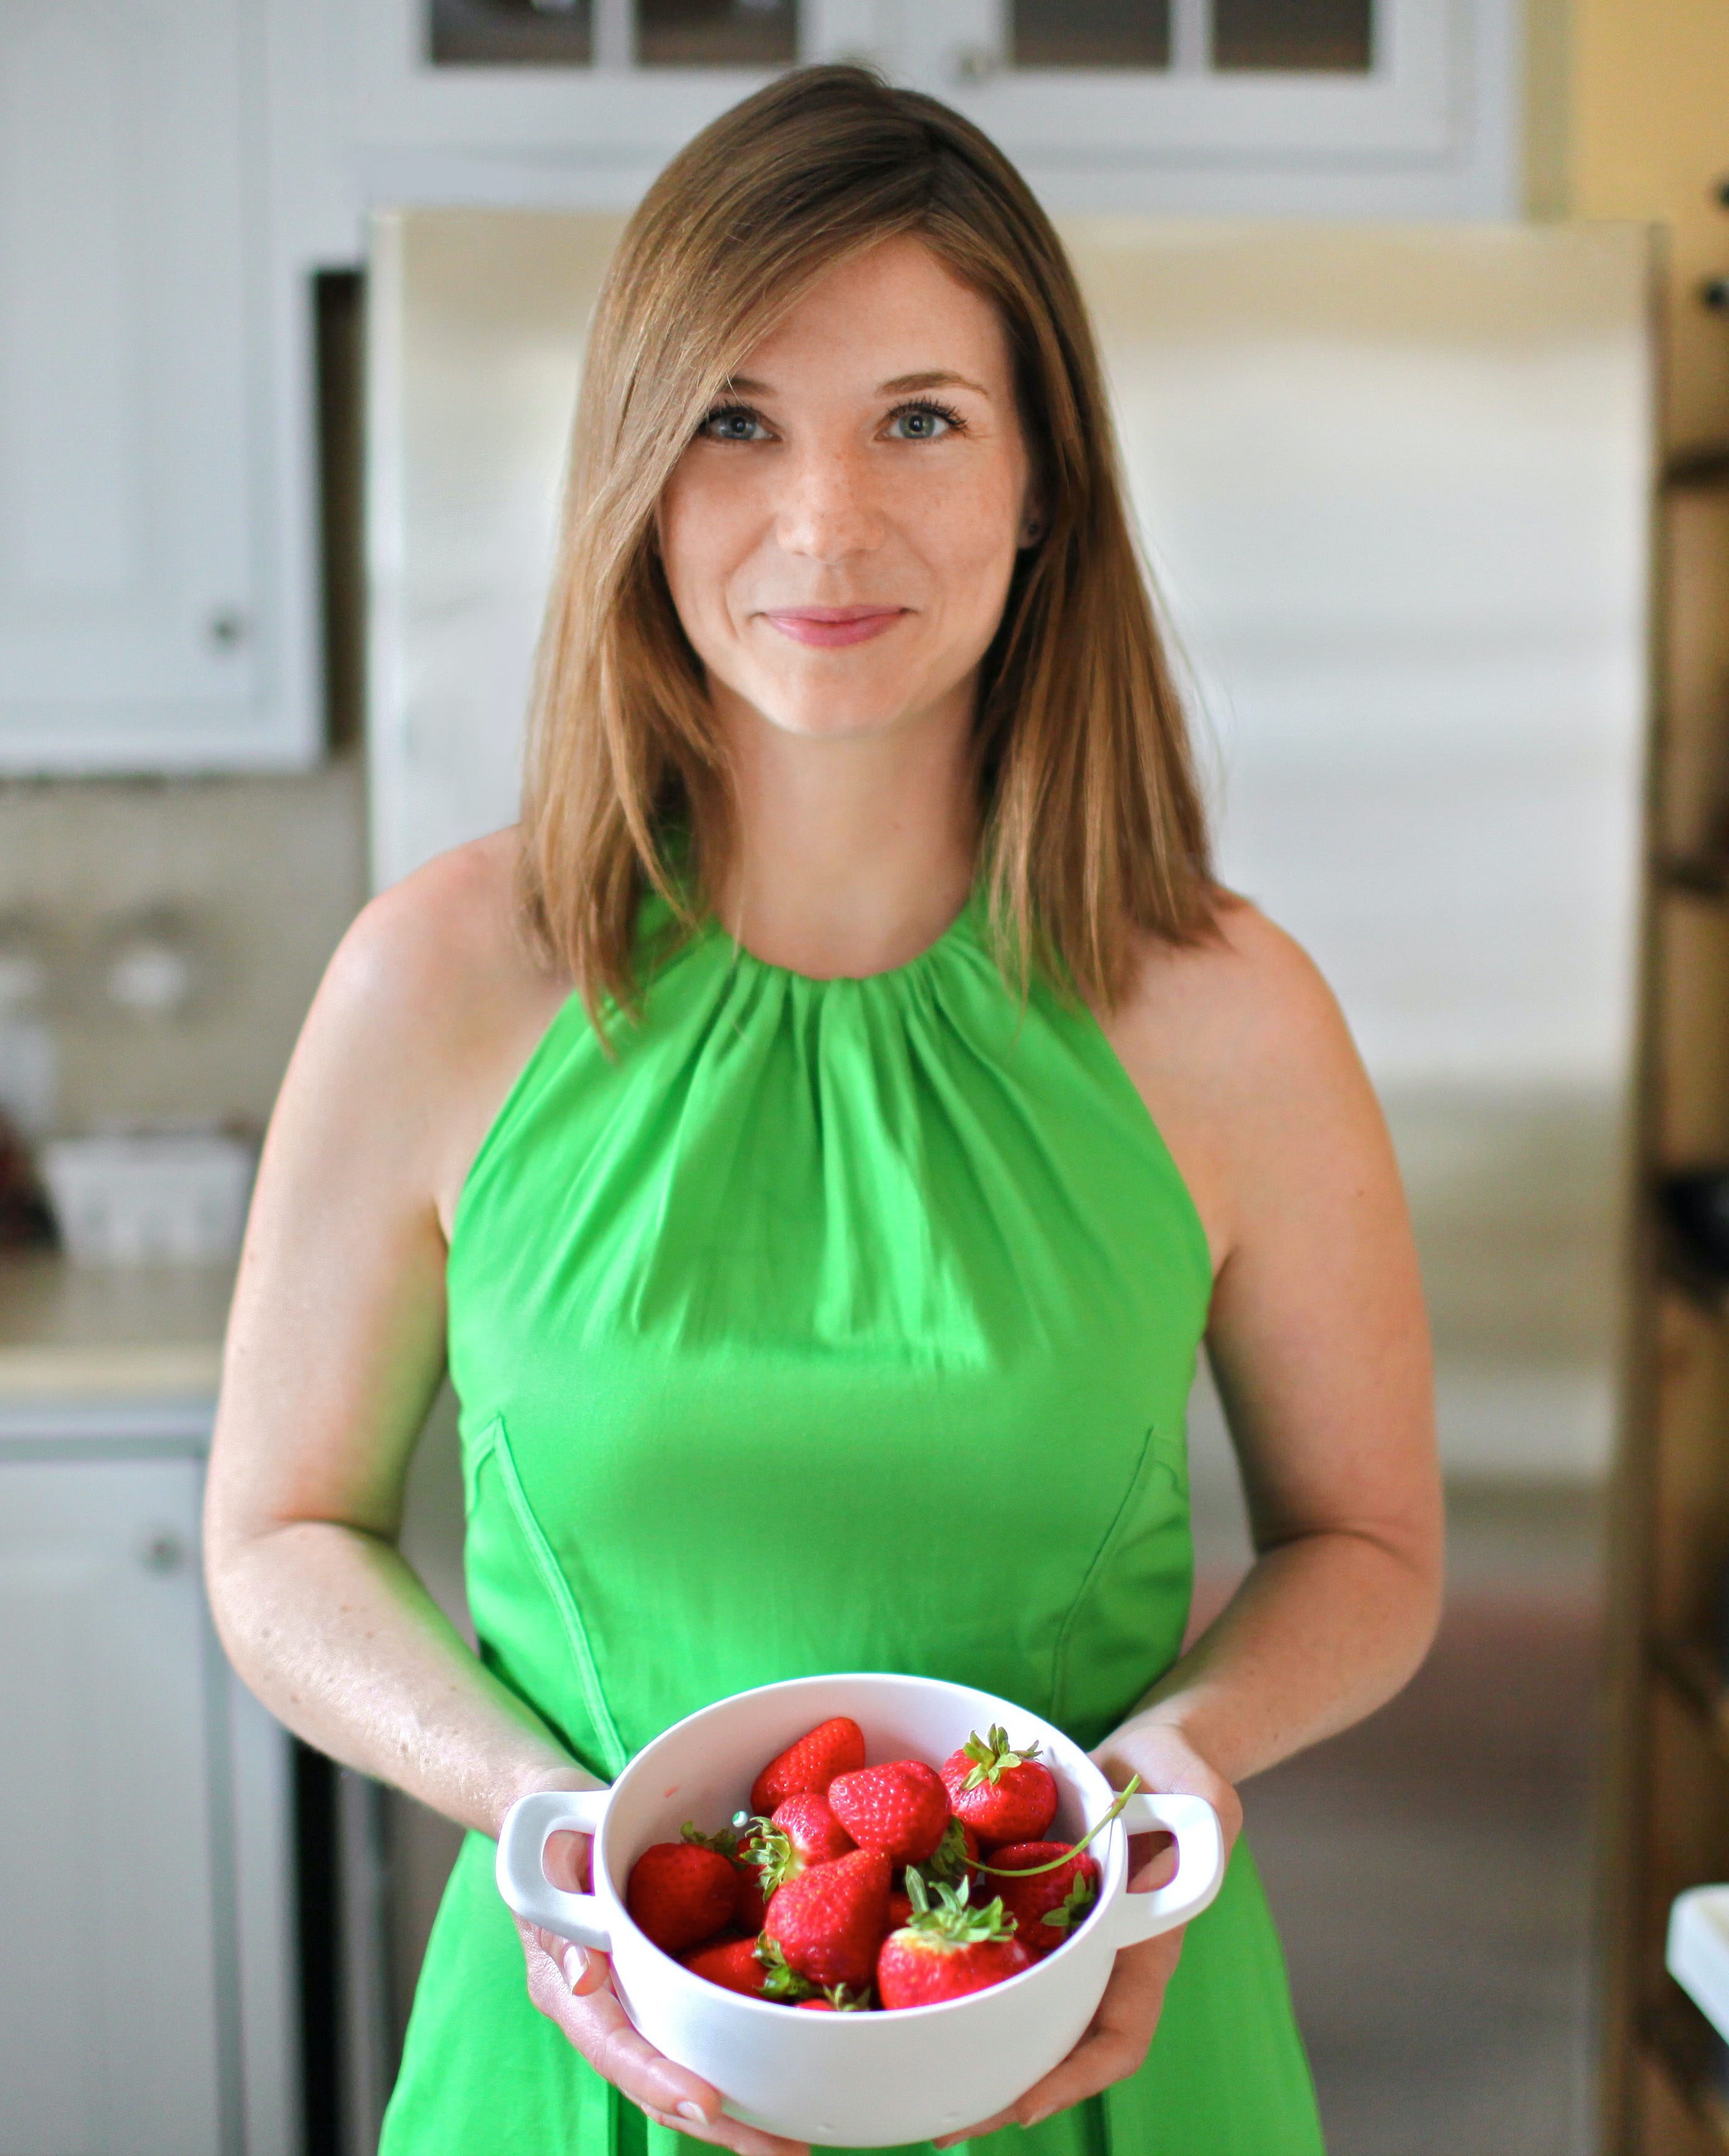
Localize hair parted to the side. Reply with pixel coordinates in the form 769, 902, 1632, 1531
520, 63, 1218, 1027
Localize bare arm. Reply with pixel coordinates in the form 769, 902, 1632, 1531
1106, 901, 1441, 1784
203, 841, 591, 1834
202, 838, 800, 2156
947, 905, 1440, 2142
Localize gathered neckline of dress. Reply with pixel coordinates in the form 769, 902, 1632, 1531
701, 885, 983, 992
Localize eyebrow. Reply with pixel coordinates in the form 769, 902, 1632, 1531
723, 369, 992, 398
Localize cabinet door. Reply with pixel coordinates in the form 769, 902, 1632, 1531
0, 0, 289, 771
0, 1457, 225, 2155
349, 0, 1513, 220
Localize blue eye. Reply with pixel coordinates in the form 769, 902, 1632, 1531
886, 402, 960, 441
702, 406, 768, 442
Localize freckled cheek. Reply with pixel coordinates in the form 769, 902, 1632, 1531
658, 478, 767, 649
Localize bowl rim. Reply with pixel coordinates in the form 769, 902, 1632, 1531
594, 1671, 1125, 2024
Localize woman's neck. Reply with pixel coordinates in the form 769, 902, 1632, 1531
711, 688, 978, 981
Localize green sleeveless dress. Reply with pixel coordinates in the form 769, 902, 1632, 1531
380, 896, 1323, 2156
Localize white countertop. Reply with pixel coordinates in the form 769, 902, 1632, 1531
0, 1252, 233, 1408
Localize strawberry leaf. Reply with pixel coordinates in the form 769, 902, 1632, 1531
681, 1819, 739, 1859
738, 1814, 800, 1896
902, 1874, 1017, 1947
754, 1936, 816, 2002
1039, 1870, 1099, 1933
823, 1982, 873, 2012
925, 1818, 973, 1887
959, 1724, 1042, 1791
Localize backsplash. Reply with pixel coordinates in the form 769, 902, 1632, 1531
0, 754, 366, 1136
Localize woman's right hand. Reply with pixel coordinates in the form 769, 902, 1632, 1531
516, 1832, 810, 2156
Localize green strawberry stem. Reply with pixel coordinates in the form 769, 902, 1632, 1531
970, 1773, 1143, 1878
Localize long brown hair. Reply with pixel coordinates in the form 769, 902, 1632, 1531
520, 64, 1216, 1022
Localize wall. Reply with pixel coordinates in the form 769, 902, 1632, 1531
0, 755, 366, 1136
1570, 0, 1729, 448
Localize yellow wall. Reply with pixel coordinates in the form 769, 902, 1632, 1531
1566, 0, 1729, 445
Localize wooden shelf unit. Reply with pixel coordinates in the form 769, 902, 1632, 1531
1605, 441, 1729, 2150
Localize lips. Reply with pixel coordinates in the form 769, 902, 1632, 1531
760, 606, 909, 650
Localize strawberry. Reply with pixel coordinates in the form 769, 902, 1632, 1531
680, 1936, 774, 1997
940, 1725, 1059, 1847
733, 1852, 772, 1933
876, 1872, 1032, 2008
762, 1848, 892, 1992
626, 1842, 738, 1954
750, 1716, 867, 1816
797, 1983, 873, 2012
747, 1793, 856, 1897
828, 1760, 951, 1865
888, 1888, 914, 1928
985, 1841, 1100, 1958
680, 1818, 771, 1933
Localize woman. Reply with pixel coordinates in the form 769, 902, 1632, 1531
205, 65, 1440, 2156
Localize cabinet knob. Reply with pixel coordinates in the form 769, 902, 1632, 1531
206, 609, 248, 650
950, 45, 1000, 82
139, 1529, 189, 1575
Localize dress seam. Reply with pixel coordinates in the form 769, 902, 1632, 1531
488, 1416, 630, 1777
1049, 1421, 1165, 1729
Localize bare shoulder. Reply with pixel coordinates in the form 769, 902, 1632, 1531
1100, 897, 1388, 1267
272, 828, 571, 1230
322, 828, 555, 1029
1108, 896, 1357, 1090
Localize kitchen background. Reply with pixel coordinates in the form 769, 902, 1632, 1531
2, 4, 1727, 2156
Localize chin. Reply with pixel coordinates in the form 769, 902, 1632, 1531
737, 686, 916, 742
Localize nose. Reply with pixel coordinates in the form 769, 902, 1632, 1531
773, 441, 885, 566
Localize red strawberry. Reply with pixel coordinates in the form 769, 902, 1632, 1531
940, 1725, 1059, 1847
985, 1841, 1101, 1959
828, 1760, 951, 1865
762, 1848, 892, 1992
680, 1936, 772, 1997
876, 1873, 1032, 2009
626, 1842, 738, 1954
748, 1792, 856, 1897
888, 1889, 914, 1928
750, 1716, 867, 1816
797, 1983, 873, 2012
680, 1819, 771, 1934
733, 1854, 772, 1933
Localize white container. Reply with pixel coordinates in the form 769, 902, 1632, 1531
1669, 1887, 1729, 2042
496, 1672, 1225, 2149
40, 1131, 257, 1265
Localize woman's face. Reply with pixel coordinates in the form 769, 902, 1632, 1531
657, 236, 1034, 745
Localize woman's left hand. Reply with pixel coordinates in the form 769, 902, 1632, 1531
932, 1721, 1240, 2146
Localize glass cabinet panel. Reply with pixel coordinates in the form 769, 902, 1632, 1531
637, 0, 796, 66
1011, 0, 1171, 69
1212, 0, 1372, 71
429, 0, 593, 66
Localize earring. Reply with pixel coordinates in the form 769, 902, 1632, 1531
1020, 517, 1043, 547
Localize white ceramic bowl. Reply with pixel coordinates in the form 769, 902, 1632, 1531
497, 1673, 1224, 2147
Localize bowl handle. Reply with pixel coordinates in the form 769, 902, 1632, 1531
1105, 1791, 1225, 1946
495, 1787, 614, 1951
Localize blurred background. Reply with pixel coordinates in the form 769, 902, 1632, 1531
3, 5, 1729, 2155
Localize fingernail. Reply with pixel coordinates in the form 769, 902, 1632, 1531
676, 2101, 707, 2124
563, 1944, 591, 1989
1023, 2109, 1052, 2130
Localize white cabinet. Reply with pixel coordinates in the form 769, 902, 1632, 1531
340, 0, 1517, 220
0, 1442, 299, 2156
0, 0, 321, 772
